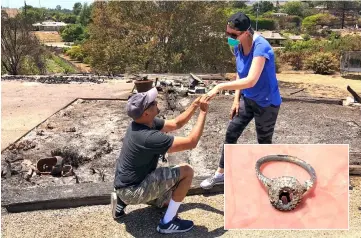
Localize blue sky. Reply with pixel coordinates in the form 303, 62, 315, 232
2, 0, 94, 10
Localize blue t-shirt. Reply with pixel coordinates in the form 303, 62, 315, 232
234, 34, 282, 107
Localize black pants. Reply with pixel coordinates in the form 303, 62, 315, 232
219, 96, 280, 169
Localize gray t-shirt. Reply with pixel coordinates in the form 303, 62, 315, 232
114, 118, 174, 188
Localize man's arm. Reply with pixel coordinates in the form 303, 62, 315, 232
167, 96, 209, 153
161, 97, 200, 133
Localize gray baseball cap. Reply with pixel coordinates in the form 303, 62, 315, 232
126, 87, 158, 120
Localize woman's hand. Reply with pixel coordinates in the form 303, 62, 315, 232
230, 100, 240, 119
206, 85, 221, 99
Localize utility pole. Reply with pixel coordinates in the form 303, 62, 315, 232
256, 1, 260, 31
24, 1, 27, 16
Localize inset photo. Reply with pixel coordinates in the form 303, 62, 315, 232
224, 144, 349, 230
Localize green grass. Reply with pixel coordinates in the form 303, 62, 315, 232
46, 54, 78, 74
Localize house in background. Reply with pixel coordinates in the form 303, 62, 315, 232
288, 35, 304, 41
271, 12, 288, 17
32, 21, 68, 31
256, 31, 286, 46
256, 31, 304, 46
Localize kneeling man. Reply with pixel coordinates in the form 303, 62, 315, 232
111, 87, 209, 234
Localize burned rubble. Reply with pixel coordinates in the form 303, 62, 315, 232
1, 75, 107, 84
1, 73, 361, 190
151, 73, 234, 97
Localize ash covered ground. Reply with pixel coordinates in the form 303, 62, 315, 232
1, 94, 360, 190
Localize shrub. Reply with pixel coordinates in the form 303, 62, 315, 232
83, 56, 91, 64
275, 55, 282, 73
249, 16, 276, 30
302, 14, 337, 34
327, 31, 341, 41
302, 33, 311, 41
277, 16, 302, 32
282, 52, 305, 70
261, 11, 274, 19
19, 56, 41, 75
66, 45, 85, 61
284, 39, 323, 53
305, 52, 339, 75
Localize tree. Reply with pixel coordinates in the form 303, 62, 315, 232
233, 1, 247, 9
56, 5, 62, 11
324, 1, 361, 29
78, 3, 92, 26
302, 13, 337, 34
1, 11, 43, 75
19, 6, 46, 24
73, 2, 82, 16
60, 14, 77, 24
252, 1, 274, 15
60, 24, 85, 42
84, 1, 234, 75
282, 1, 304, 17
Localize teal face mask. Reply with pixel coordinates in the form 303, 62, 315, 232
227, 37, 240, 47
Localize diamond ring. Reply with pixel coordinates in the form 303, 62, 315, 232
255, 155, 317, 211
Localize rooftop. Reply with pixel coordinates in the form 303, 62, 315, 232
256, 31, 286, 40
32, 21, 68, 27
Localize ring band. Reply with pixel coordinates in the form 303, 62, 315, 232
255, 155, 317, 211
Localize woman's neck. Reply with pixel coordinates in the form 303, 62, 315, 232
241, 36, 253, 56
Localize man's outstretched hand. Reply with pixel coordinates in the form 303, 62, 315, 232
199, 94, 210, 113
191, 96, 202, 108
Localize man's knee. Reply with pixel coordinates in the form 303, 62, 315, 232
177, 163, 194, 178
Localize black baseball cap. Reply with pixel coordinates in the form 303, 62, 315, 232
227, 12, 251, 31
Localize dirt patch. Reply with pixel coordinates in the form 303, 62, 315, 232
277, 73, 361, 99
278, 81, 351, 99
33, 31, 63, 43
1, 95, 360, 190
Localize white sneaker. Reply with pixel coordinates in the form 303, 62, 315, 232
200, 174, 224, 189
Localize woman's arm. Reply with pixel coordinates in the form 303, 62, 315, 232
233, 73, 241, 103
208, 56, 266, 98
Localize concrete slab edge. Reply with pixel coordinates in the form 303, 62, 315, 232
281, 96, 343, 105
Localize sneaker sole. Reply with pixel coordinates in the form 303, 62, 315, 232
156, 224, 194, 234
200, 181, 224, 190
111, 192, 124, 219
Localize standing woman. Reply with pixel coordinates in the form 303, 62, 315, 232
200, 12, 282, 189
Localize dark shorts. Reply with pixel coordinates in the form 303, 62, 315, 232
115, 166, 181, 208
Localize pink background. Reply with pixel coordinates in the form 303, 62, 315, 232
224, 144, 349, 229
